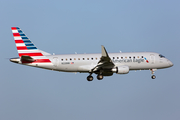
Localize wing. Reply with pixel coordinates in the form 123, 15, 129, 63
91, 46, 115, 74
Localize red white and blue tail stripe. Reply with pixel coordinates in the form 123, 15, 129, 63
11, 27, 51, 63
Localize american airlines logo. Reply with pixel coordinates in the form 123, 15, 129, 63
144, 57, 149, 63
112, 58, 149, 63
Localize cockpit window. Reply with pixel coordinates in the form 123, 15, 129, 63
159, 54, 165, 58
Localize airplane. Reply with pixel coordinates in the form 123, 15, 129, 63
10, 27, 173, 81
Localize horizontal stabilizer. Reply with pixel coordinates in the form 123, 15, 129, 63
21, 55, 35, 62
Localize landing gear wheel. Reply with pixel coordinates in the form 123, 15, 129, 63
87, 76, 93, 81
151, 75, 156, 79
97, 74, 103, 80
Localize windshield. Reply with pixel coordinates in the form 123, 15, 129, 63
159, 54, 165, 58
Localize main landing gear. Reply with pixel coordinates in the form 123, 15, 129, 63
150, 69, 157, 79
87, 73, 104, 81
87, 73, 93, 81
97, 74, 103, 80
87, 75, 93, 81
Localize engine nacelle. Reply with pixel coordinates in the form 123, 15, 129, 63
111, 66, 129, 74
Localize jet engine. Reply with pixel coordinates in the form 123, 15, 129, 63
111, 66, 129, 74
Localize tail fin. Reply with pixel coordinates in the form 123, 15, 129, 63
11, 27, 51, 57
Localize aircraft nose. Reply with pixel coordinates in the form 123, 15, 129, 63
168, 60, 173, 67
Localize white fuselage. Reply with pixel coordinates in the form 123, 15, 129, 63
10, 27, 173, 80
15, 52, 172, 73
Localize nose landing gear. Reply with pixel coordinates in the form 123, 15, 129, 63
151, 75, 156, 79
150, 69, 157, 79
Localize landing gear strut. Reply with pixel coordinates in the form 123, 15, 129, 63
87, 73, 93, 81
150, 69, 157, 79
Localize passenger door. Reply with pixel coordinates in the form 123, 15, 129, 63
53, 57, 59, 67
150, 54, 155, 64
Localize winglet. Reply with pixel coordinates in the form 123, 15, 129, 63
101, 45, 109, 57
99, 45, 112, 63
90, 45, 114, 72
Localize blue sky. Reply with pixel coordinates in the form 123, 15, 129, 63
0, 0, 180, 120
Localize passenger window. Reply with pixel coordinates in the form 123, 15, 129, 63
129, 56, 131, 59
113, 57, 115, 59
117, 57, 119, 59
78, 58, 80, 60
96, 58, 97, 60
74, 58, 76, 60
61, 59, 63, 61
125, 57, 127, 59
121, 57, 123, 59
70, 58, 72, 61
66, 58, 67, 61
133, 56, 135, 59
137, 56, 139, 58
83, 58, 85, 60
91, 58, 93, 60
87, 58, 89, 60
141, 56, 143, 58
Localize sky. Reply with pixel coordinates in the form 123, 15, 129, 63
0, 0, 180, 120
